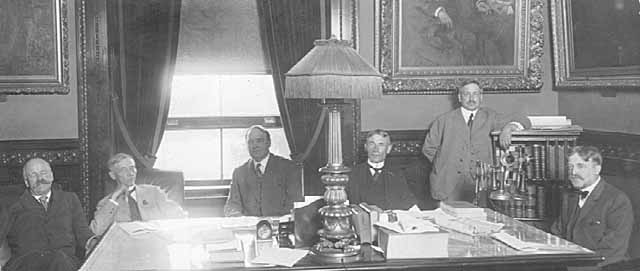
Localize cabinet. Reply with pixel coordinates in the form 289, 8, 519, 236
485, 127, 583, 226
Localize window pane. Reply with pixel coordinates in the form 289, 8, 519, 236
219, 75, 280, 116
155, 130, 221, 180
169, 75, 222, 117
169, 75, 280, 118
222, 128, 291, 179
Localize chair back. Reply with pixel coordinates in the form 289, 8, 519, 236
136, 168, 185, 205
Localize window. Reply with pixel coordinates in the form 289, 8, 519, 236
153, 1, 290, 201
154, 75, 291, 196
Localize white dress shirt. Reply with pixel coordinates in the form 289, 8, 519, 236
579, 176, 601, 208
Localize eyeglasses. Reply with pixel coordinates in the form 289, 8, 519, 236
26, 171, 53, 179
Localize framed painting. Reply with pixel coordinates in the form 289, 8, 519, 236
375, 0, 545, 94
551, 0, 640, 89
0, 0, 70, 94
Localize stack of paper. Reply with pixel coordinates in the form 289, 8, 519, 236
528, 116, 574, 129
439, 201, 486, 219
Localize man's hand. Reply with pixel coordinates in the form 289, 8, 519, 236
499, 123, 518, 149
110, 184, 128, 201
436, 8, 453, 29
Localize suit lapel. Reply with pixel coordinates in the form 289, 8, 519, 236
47, 189, 63, 216
577, 180, 605, 222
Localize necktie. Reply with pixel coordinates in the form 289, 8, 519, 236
369, 165, 383, 180
39, 196, 49, 211
256, 163, 263, 178
467, 113, 474, 129
127, 191, 142, 221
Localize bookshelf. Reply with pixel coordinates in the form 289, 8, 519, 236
488, 126, 583, 228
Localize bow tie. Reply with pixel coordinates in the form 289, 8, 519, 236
369, 164, 384, 171
579, 191, 589, 199
572, 190, 589, 199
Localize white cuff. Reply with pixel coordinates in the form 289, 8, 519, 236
434, 7, 444, 17
508, 122, 524, 130
108, 199, 119, 206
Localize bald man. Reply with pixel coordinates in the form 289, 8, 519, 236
224, 125, 303, 217
0, 158, 96, 271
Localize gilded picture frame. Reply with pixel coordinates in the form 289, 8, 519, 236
551, 0, 640, 89
375, 0, 544, 94
0, 0, 70, 94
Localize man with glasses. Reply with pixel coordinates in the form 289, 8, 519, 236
0, 158, 96, 271
224, 125, 303, 217
422, 80, 531, 202
90, 153, 186, 236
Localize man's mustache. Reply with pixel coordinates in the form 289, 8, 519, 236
36, 178, 53, 185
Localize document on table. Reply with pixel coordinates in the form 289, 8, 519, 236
119, 221, 159, 236
491, 231, 586, 252
251, 248, 308, 267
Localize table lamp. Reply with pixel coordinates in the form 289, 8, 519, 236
285, 37, 382, 262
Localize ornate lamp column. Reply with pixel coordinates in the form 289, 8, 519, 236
285, 38, 382, 262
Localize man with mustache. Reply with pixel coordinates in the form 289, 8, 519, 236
348, 129, 417, 210
90, 153, 187, 236
224, 125, 302, 217
0, 158, 96, 271
551, 146, 633, 267
422, 80, 531, 203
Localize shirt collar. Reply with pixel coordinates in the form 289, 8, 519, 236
32, 190, 52, 201
367, 160, 385, 169
253, 153, 271, 168
581, 176, 601, 195
460, 107, 479, 122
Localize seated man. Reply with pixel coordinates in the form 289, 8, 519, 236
224, 125, 303, 217
91, 153, 187, 236
347, 129, 417, 210
0, 158, 96, 271
551, 146, 633, 267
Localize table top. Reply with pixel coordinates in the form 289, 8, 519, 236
80, 210, 601, 271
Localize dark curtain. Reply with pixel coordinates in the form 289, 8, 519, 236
111, 0, 181, 168
257, 0, 328, 194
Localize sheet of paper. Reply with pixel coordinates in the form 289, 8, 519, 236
119, 221, 159, 236
491, 231, 586, 252
251, 248, 308, 267
375, 212, 439, 233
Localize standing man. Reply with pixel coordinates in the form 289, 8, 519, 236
91, 153, 186, 236
348, 129, 417, 210
0, 158, 96, 271
422, 80, 531, 202
551, 146, 633, 267
224, 125, 303, 217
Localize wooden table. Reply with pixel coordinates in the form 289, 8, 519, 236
81, 210, 601, 271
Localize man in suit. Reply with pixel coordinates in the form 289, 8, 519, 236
422, 80, 531, 202
224, 125, 303, 217
551, 146, 633, 267
348, 129, 417, 210
0, 158, 96, 271
91, 153, 186, 236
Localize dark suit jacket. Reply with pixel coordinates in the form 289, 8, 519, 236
224, 154, 303, 217
551, 179, 634, 266
422, 107, 530, 201
347, 162, 417, 210
0, 189, 94, 270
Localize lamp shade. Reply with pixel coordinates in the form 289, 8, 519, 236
285, 38, 382, 99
